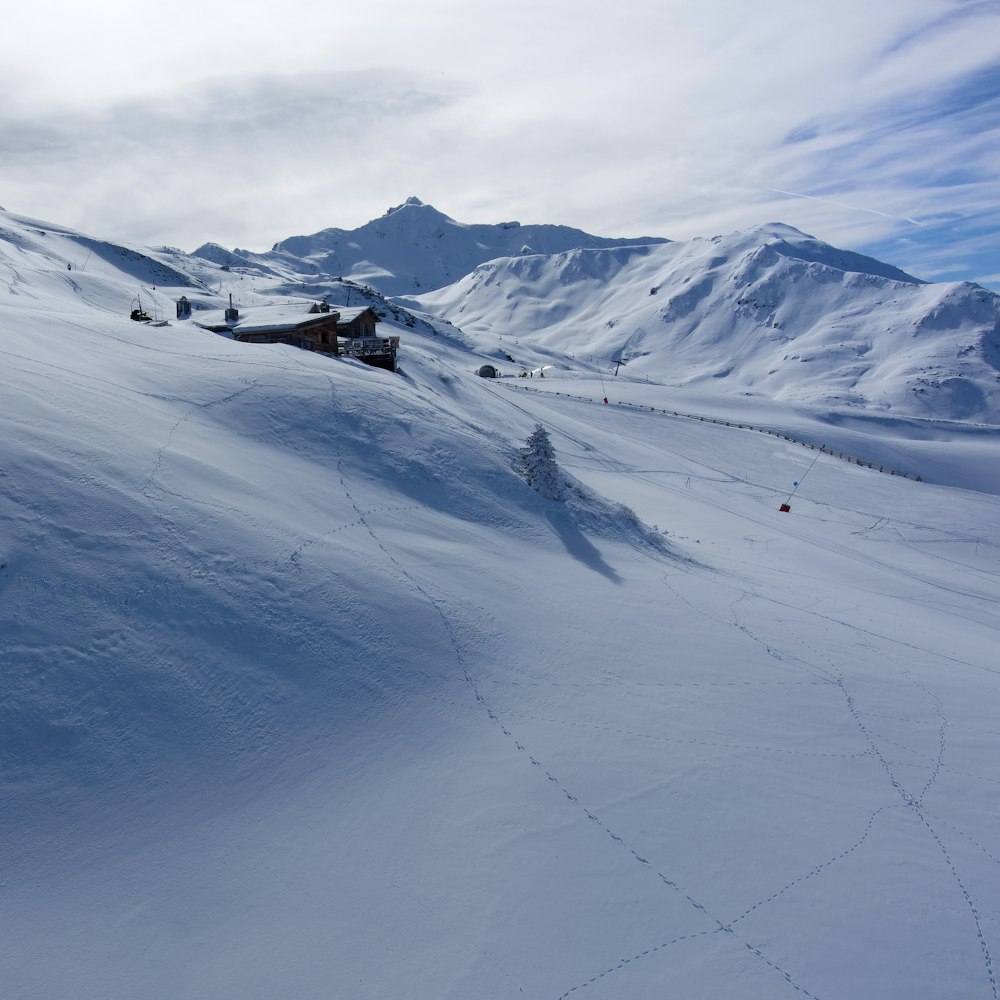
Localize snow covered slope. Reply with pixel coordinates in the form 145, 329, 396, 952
195, 196, 667, 297
412, 224, 1000, 422
2, 209, 1000, 1000
185, 202, 1000, 424
0, 208, 206, 318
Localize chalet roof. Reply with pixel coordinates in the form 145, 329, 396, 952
330, 306, 379, 323
194, 302, 340, 334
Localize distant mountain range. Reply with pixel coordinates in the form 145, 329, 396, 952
193, 196, 668, 297
407, 222, 1000, 421
2, 201, 998, 422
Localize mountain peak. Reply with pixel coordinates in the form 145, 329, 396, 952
754, 222, 814, 241
385, 196, 429, 215
268, 202, 667, 296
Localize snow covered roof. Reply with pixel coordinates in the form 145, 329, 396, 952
329, 306, 378, 323
194, 302, 339, 334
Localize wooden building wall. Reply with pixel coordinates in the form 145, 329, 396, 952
336, 309, 379, 340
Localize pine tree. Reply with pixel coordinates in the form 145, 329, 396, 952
521, 425, 565, 500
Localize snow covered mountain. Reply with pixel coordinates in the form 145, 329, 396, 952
0, 210, 205, 302
182, 200, 1000, 424
194, 196, 668, 296
410, 223, 1000, 423
3, 205, 1000, 999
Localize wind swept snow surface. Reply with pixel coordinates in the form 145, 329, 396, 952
2, 211, 1000, 1000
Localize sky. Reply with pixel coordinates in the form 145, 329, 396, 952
3, 0, 1000, 289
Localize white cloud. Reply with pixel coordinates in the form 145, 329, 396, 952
3, 0, 998, 287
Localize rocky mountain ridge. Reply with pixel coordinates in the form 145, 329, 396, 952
194, 196, 668, 297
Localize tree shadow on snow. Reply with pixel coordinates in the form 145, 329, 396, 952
543, 506, 622, 584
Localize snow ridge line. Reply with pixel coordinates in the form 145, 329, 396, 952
497, 381, 924, 481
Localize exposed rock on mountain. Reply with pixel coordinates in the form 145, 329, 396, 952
258, 196, 668, 296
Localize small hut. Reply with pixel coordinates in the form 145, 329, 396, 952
477, 364, 500, 378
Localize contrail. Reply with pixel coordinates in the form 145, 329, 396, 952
763, 187, 924, 226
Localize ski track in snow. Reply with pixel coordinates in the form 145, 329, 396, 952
841, 672, 997, 997
481, 432, 997, 1000
920, 812, 999, 999
724, 804, 899, 928
7, 353, 997, 998
310, 376, 842, 999
726, 597, 997, 999
3, 215, 999, 998
783, 598, 999, 1000
404, 378, 999, 1000
766, 575, 995, 994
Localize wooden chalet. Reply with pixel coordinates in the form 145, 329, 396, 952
192, 301, 398, 371
309, 302, 380, 340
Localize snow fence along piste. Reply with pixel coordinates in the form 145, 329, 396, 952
497, 382, 923, 483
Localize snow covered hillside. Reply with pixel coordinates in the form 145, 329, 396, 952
412, 223, 1000, 423
2, 208, 1000, 999
194, 196, 668, 297
183, 199, 1000, 426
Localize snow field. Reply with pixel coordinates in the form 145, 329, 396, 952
1, 211, 999, 998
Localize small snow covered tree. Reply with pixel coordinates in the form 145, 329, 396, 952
520, 424, 565, 500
